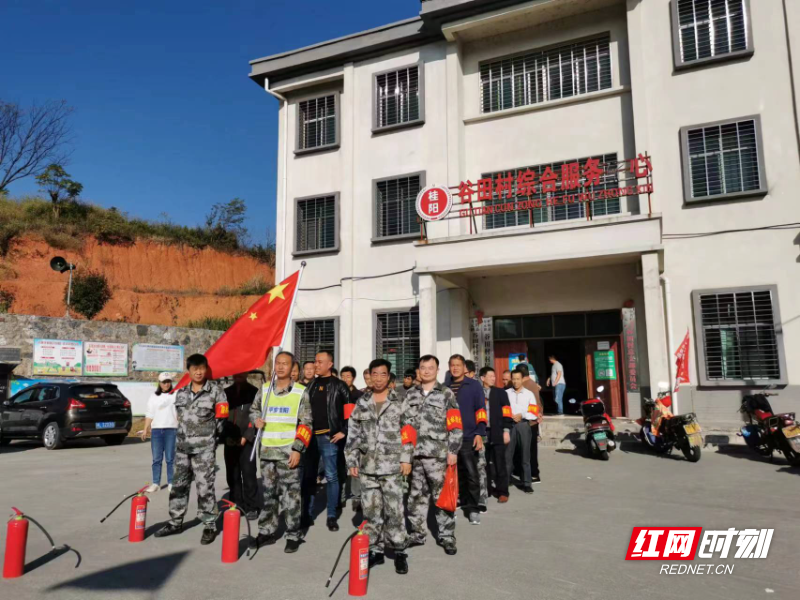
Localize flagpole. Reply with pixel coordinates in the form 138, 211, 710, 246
250, 261, 307, 461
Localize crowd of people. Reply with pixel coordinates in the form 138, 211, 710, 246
139, 349, 559, 574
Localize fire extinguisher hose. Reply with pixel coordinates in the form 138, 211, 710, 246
100, 485, 149, 523
325, 531, 358, 589
10, 507, 81, 568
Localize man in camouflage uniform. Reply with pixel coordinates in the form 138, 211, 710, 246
405, 354, 463, 556
345, 358, 415, 575
156, 354, 229, 545
250, 351, 312, 553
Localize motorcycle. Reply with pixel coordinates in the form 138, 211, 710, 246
739, 391, 800, 466
639, 382, 703, 462
581, 386, 616, 461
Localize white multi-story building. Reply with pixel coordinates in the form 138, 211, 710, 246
249, 0, 800, 426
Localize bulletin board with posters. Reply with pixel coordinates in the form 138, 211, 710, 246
132, 344, 184, 372
32, 339, 84, 376
83, 341, 129, 377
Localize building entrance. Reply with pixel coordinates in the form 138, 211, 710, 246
492, 310, 626, 417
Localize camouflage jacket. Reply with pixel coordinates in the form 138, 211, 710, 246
344, 389, 414, 476
403, 382, 463, 460
249, 382, 313, 462
174, 380, 227, 454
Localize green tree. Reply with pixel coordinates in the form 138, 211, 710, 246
36, 164, 83, 218
68, 270, 112, 320
205, 198, 247, 250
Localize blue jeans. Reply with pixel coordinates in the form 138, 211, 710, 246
554, 383, 566, 415
308, 434, 341, 519
151, 428, 177, 485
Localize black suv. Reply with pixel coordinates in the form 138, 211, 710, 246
0, 383, 132, 449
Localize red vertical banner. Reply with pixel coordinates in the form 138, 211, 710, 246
674, 329, 691, 392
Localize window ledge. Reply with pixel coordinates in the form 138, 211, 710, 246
371, 233, 421, 245
674, 48, 754, 72
698, 378, 788, 388
292, 247, 340, 258
464, 86, 630, 125
372, 119, 425, 136
294, 143, 340, 157
684, 187, 767, 205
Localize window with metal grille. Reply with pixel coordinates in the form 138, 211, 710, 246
297, 95, 337, 151
694, 287, 785, 384
376, 308, 420, 375
682, 117, 765, 202
375, 65, 422, 129
293, 319, 337, 366
375, 174, 423, 239
480, 35, 612, 114
482, 153, 620, 230
674, 0, 751, 65
295, 195, 337, 253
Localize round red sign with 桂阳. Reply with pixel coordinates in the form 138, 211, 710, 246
415, 185, 453, 222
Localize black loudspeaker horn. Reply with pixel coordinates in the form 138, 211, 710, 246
50, 256, 70, 273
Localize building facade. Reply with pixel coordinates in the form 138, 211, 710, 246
249, 0, 800, 425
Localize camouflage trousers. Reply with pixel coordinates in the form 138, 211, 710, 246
259, 458, 303, 541
477, 443, 488, 507
168, 449, 218, 531
407, 457, 456, 545
360, 473, 407, 553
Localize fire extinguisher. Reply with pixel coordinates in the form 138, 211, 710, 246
326, 521, 369, 597
3, 507, 64, 579
100, 484, 150, 543
219, 499, 254, 563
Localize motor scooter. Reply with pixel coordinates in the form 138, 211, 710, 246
581, 386, 616, 461
739, 390, 800, 466
639, 382, 703, 462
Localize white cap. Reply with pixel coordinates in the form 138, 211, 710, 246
158, 372, 174, 383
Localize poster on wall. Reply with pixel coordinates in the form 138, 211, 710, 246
509, 353, 525, 371
84, 342, 129, 377
132, 344, 184, 372
593, 350, 617, 381
32, 339, 83, 376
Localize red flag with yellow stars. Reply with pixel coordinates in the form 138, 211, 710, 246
174, 270, 300, 390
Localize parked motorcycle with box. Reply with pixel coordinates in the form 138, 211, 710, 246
639, 382, 702, 462
581, 386, 616, 461
739, 391, 800, 466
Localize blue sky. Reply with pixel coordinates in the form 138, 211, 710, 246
2, 0, 414, 245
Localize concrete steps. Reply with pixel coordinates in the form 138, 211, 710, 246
536, 415, 745, 450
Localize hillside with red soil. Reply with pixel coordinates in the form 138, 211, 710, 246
0, 237, 273, 326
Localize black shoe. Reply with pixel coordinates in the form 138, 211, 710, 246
352, 499, 362, 513
245, 510, 259, 521
531, 477, 541, 485
200, 528, 217, 545
326, 517, 339, 532
436, 539, 457, 556
368, 551, 385, 568
249, 533, 277, 549
394, 552, 408, 574
523, 486, 534, 494
284, 538, 301, 553
154, 523, 182, 538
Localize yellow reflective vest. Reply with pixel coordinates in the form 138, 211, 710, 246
260, 383, 306, 448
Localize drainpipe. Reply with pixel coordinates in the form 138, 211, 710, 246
264, 78, 288, 282
660, 274, 678, 413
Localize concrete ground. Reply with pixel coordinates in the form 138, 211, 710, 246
0, 438, 798, 600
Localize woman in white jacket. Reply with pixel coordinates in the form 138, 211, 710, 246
142, 373, 178, 493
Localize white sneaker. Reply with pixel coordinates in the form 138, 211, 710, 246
145, 484, 159, 494
469, 513, 481, 525
168, 484, 173, 492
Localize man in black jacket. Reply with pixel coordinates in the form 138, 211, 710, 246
479, 367, 513, 502
223, 373, 260, 520
300, 351, 352, 531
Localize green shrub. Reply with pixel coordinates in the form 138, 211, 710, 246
43, 229, 84, 251
185, 315, 238, 331
0, 288, 14, 313
68, 270, 112, 320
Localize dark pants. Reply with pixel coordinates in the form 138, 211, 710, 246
486, 438, 509, 497
224, 442, 259, 513
530, 422, 540, 479
457, 444, 481, 513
